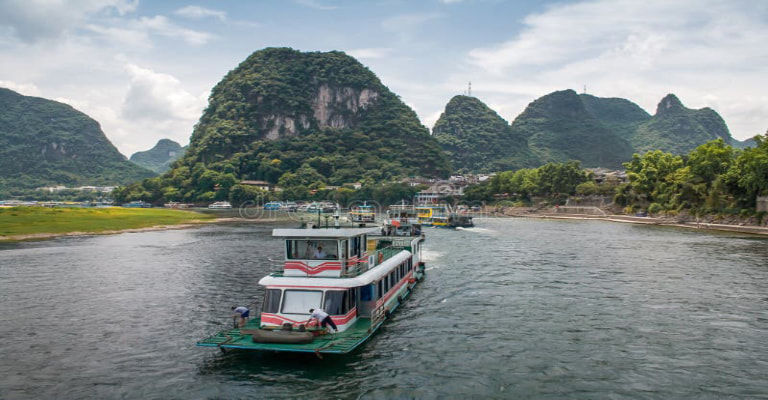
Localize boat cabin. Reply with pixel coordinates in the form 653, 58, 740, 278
256, 228, 423, 333
276, 228, 383, 277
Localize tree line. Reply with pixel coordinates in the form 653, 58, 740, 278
464, 134, 768, 217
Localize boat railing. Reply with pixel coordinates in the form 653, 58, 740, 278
370, 304, 386, 332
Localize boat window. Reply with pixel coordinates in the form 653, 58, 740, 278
286, 240, 338, 260
347, 288, 357, 310
263, 289, 282, 314
324, 290, 349, 316
281, 290, 322, 314
377, 280, 383, 300
350, 236, 361, 258
361, 284, 373, 301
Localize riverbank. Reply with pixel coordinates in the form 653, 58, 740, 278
494, 207, 768, 236
0, 207, 220, 241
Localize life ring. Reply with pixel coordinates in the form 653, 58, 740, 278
378, 252, 383, 264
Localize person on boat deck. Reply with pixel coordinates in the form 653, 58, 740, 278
309, 308, 338, 332
231, 306, 250, 328
312, 245, 326, 259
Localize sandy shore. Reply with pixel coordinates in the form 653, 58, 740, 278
499, 211, 768, 236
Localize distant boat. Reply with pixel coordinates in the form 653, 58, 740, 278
122, 200, 152, 208
349, 202, 376, 224
164, 202, 190, 209
208, 201, 232, 209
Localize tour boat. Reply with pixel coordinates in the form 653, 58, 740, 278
382, 203, 422, 236
197, 226, 426, 355
122, 200, 152, 208
207, 201, 232, 209
415, 204, 449, 227
349, 203, 376, 224
448, 213, 474, 228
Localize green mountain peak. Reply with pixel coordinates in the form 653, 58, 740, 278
130, 139, 186, 174
655, 93, 687, 116
0, 87, 155, 193
433, 95, 538, 173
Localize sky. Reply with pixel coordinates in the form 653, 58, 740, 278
1, 0, 767, 157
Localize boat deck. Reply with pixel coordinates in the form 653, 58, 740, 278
197, 317, 380, 354
197, 283, 416, 354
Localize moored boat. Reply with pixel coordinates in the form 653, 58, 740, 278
349, 202, 376, 225
197, 226, 426, 355
208, 201, 232, 209
448, 213, 474, 228
416, 204, 449, 227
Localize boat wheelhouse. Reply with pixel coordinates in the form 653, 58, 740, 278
197, 227, 426, 354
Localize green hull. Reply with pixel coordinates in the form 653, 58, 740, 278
197, 278, 421, 354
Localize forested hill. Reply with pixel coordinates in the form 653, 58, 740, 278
510, 89, 636, 169
435, 90, 744, 172
432, 95, 539, 173
185, 47, 449, 181
0, 88, 155, 192
631, 94, 735, 154
122, 47, 450, 203
130, 139, 186, 174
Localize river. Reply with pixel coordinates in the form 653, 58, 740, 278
1, 218, 767, 399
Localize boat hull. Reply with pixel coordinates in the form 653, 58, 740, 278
196, 269, 423, 354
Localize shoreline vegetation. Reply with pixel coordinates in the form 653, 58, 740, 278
2, 205, 768, 243
0, 207, 219, 242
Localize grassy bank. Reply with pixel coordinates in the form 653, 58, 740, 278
0, 207, 216, 238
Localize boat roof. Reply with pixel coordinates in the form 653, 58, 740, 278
272, 227, 380, 238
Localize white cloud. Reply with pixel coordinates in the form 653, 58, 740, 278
174, 5, 227, 21
122, 64, 204, 123
461, 0, 768, 140
0, 80, 41, 96
293, 0, 338, 11
0, 0, 138, 42
134, 16, 212, 45
346, 48, 393, 60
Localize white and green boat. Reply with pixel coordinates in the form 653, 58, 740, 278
197, 226, 426, 355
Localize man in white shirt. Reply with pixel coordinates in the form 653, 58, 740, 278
312, 245, 326, 259
309, 308, 338, 332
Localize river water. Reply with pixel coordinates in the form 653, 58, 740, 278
1, 218, 767, 399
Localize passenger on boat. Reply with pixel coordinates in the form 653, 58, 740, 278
309, 308, 338, 333
312, 246, 326, 259
231, 306, 250, 328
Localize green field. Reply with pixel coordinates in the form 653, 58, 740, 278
0, 207, 216, 238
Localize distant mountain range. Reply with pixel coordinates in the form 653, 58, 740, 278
434, 89, 757, 171
0, 47, 762, 198
0, 88, 155, 194
130, 139, 186, 174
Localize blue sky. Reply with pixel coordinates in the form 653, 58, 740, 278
1, 0, 766, 156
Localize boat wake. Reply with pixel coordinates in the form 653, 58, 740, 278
456, 227, 495, 234
420, 249, 444, 263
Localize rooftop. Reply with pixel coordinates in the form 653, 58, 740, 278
272, 227, 380, 238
